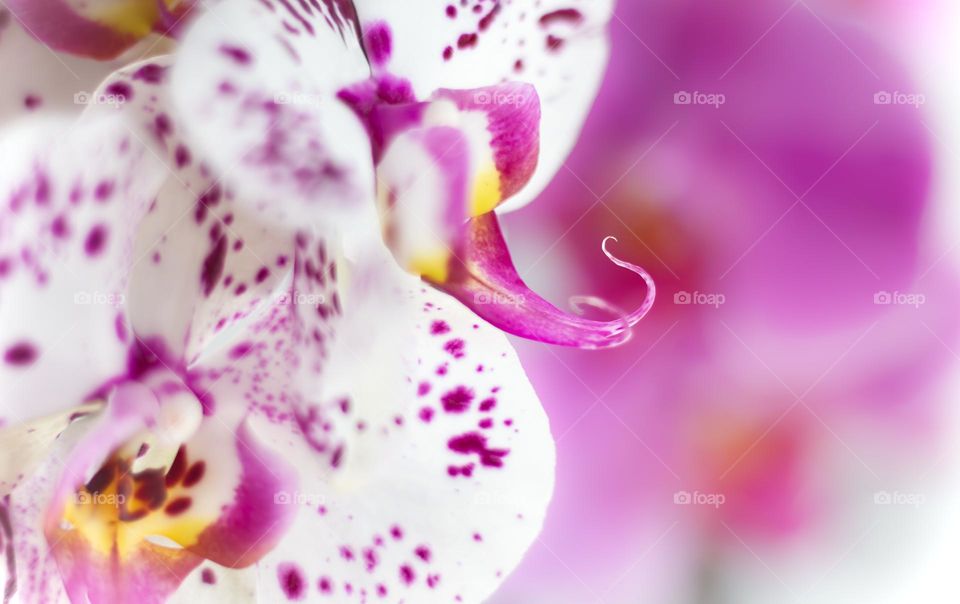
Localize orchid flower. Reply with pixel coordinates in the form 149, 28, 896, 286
0, 1, 654, 603
167, 0, 654, 348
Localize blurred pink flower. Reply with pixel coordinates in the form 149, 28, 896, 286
491, 0, 958, 601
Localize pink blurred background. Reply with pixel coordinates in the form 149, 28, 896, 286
493, 1, 960, 602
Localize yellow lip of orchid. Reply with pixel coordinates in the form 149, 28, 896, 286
59, 444, 214, 559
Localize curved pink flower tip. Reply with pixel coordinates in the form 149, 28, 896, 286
435, 214, 656, 349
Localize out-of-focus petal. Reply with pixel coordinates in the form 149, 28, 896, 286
0, 404, 99, 496
351, 1, 613, 211
0, 116, 164, 430
87, 57, 303, 364
251, 284, 555, 603
435, 213, 655, 348
0, 9, 156, 126
170, 0, 375, 231
3, 0, 181, 59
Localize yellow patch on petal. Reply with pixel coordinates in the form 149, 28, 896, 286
59, 446, 214, 560
470, 163, 502, 216
410, 249, 452, 284
85, 0, 160, 37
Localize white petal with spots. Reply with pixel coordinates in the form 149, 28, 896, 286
253, 285, 555, 603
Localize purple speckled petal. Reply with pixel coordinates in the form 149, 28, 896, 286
0, 404, 99, 497
87, 57, 305, 365
351, 1, 613, 212
250, 284, 555, 603
0, 117, 165, 431
170, 0, 377, 231
436, 213, 655, 349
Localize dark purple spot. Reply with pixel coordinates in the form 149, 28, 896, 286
277, 563, 305, 600
4, 342, 37, 366
363, 22, 392, 66
154, 114, 172, 139
229, 342, 253, 359
444, 338, 465, 359
363, 547, 378, 571
165, 446, 188, 487
220, 44, 252, 65
84, 225, 108, 256
318, 576, 332, 593
174, 145, 191, 168
105, 81, 132, 101
200, 235, 228, 296
132, 63, 167, 84
441, 386, 474, 413
415, 545, 431, 562
182, 461, 206, 487
164, 496, 192, 516
34, 171, 50, 205
23, 94, 41, 110
399, 564, 415, 585
201, 568, 217, 584
51, 215, 69, 238
539, 8, 585, 27
448, 432, 510, 468
457, 33, 478, 49
430, 320, 450, 335
94, 179, 114, 202
478, 3, 501, 30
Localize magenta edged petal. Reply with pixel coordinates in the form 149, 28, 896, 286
436, 213, 655, 349
189, 422, 298, 568
5, 0, 147, 59
432, 83, 541, 203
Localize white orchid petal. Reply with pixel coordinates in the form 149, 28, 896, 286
0, 116, 165, 430
253, 284, 555, 603
87, 56, 306, 364
0, 7, 161, 127
170, 0, 376, 231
